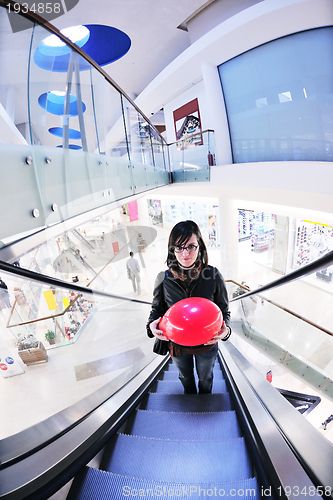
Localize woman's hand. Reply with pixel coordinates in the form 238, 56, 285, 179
149, 317, 169, 341
205, 321, 230, 345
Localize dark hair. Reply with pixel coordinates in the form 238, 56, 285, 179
166, 220, 208, 269
129, 251, 134, 257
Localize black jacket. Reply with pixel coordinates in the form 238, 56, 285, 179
147, 265, 231, 341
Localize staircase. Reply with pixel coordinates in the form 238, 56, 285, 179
66, 359, 259, 499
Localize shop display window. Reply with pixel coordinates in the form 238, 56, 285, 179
238, 210, 253, 241
158, 199, 220, 247
293, 220, 333, 281
238, 210, 274, 252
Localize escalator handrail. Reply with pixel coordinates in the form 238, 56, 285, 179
219, 342, 333, 495
0, 249, 332, 468
227, 279, 333, 337
166, 128, 214, 146
0, 355, 170, 500
1, 249, 333, 310
0, 259, 152, 305
0, 0, 167, 145
230, 249, 333, 302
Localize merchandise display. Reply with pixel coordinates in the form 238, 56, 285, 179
64, 293, 94, 340
238, 210, 274, 251
293, 220, 333, 278
238, 210, 253, 241
156, 199, 220, 246
251, 212, 274, 252
147, 200, 163, 225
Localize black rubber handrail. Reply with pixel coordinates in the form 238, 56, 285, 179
1, 249, 333, 310
0, 259, 152, 305
230, 249, 333, 302
227, 279, 333, 337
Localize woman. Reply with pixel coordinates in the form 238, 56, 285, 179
147, 220, 231, 394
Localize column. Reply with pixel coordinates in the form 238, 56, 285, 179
6, 86, 15, 123
217, 195, 239, 281
201, 62, 232, 166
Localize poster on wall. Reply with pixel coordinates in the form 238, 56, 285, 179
127, 200, 139, 221
208, 215, 217, 247
173, 98, 203, 150
147, 200, 163, 226
294, 220, 333, 281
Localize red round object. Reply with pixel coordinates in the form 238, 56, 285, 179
159, 297, 223, 346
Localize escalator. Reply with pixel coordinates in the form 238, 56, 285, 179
67, 358, 259, 499
0, 255, 333, 500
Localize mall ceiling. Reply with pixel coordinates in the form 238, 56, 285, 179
0, 0, 263, 126
60, 0, 211, 98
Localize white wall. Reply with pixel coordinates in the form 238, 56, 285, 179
134, 0, 333, 280
135, 0, 333, 117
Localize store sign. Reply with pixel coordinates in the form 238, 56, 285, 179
0, 337, 24, 378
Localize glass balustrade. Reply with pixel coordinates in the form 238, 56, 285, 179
226, 281, 333, 402
0, 265, 155, 440
0, 6, 172, 244
168, 130, 214, 182
0, 2, 223, 448
0, 203, 160, 347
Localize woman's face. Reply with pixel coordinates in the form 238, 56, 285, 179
174, 233, 199, 268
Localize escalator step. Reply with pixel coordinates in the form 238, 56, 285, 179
163, 370, 224, 380
126, 409, 242, 440
145, 392, 232, 412
154, 379, 227, 394
68, 467, 259, 500
167, 363, 221, 372
101, 434, 251, 483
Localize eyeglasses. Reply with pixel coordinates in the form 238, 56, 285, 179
174, 244, 199, 254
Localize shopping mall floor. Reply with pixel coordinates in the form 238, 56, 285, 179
1, 223, 333, 449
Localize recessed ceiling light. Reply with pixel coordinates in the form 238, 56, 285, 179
42, 25, 90, 48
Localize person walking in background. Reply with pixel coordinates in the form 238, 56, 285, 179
126, 252, 141, 295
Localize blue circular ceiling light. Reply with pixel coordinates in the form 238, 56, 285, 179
81, 25, 131, 66
38, 26, 90, 57
49, 127, 81, 139
38, 91, 86, 116
57, 144, 82, 150
34, 24, 131, 72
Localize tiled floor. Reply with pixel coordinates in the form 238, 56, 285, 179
0, 222, 333, 450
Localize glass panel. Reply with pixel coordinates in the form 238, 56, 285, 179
0, 9, 169, 244
234, 292, 333, 399
169, 130, 213, 182
121, 97, 169, 194
0, 11, 34, 147
151, 127, 166, 172
90, 69, 130, 163
123, 99, 155, 168
29, 25, 98, 152
0, 197, 167, 440
0, 266, 154, 439
219, 27, 333, 163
